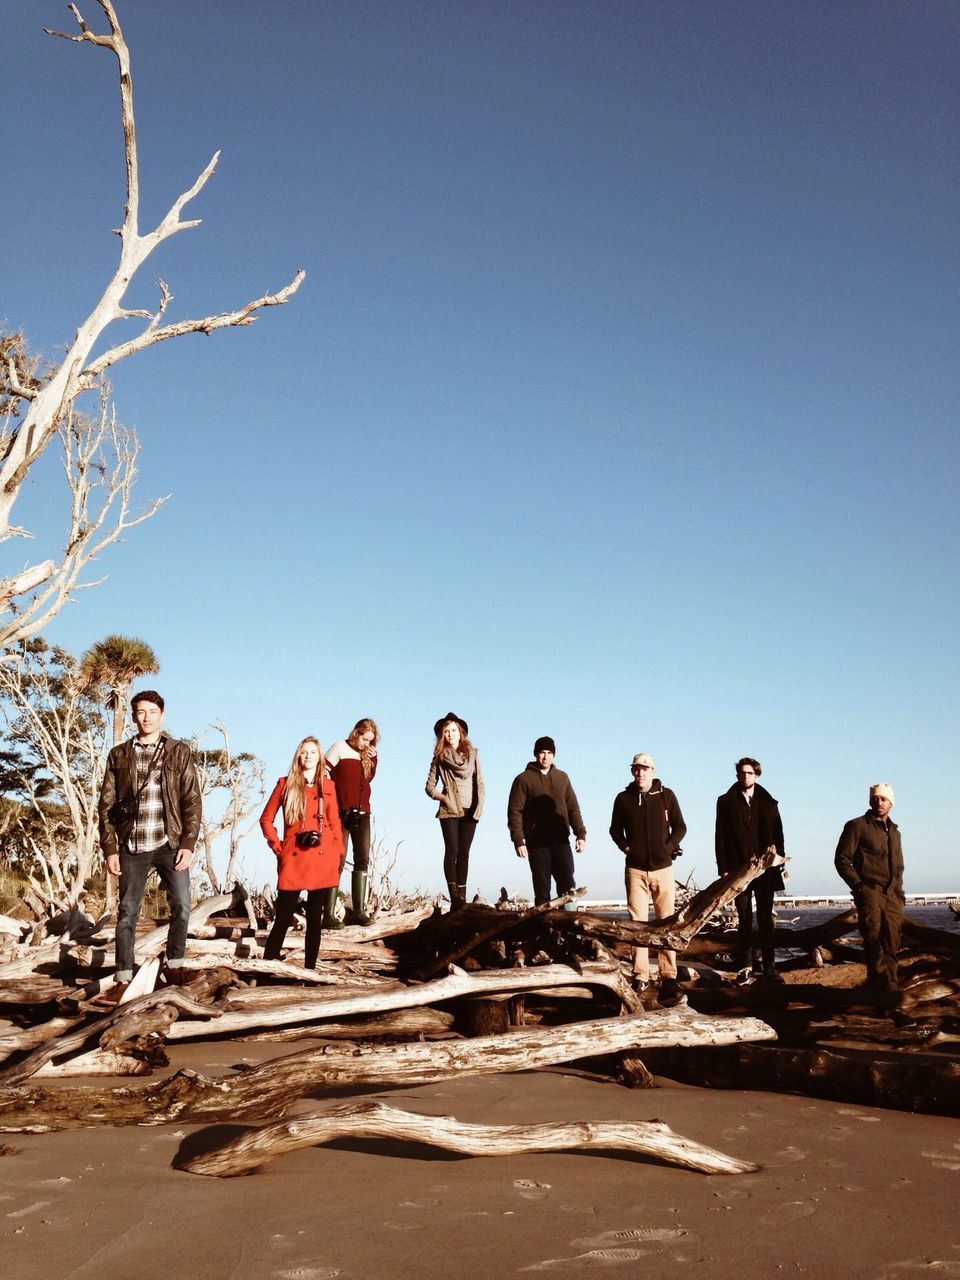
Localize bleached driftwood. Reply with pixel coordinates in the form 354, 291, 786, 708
178, 1099, 757, 1178
0, 914, 28, 940
165, 961, 636, 1041
0, 1016, 83, 1062
566, 853, 783, 951
36, 1049, 154, 1078
237, 1008, 456, 1042
0, 985, 220, 1088
0, 1007, 776, 1131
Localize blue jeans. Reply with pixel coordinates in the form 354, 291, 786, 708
529, 842, 576, 906
115, 843, 191, 978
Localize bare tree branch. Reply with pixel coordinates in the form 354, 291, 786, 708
1, 0, 304, 644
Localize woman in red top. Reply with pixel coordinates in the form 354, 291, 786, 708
259, 736, 344, 968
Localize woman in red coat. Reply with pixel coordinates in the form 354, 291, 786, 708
259, 736, 344, 968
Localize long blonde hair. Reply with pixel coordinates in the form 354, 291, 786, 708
346, 717, 380, 779
283, 736, 325, 826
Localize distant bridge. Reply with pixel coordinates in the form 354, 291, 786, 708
578, 892, 959, 912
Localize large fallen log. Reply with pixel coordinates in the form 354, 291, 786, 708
165, 961, 637, 1041
178, 1099, 757, 1178
237, 1007, 456, 1042
645, 1041, 960, 1118
0, 1016, 84, 1062
0, 1007, 776, 1131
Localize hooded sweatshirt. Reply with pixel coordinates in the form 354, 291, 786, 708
507, 762, 586, 848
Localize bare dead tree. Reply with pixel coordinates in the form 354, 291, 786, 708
192, 723, 265, 893
0, 389, 168, 650
1, 0, 304, 646
0, 641, 108, 903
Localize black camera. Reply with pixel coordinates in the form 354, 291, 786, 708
108, 798, 137, 838
295, 830, 321, 849
341, 807, 363, 823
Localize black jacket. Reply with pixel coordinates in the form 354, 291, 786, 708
715, 782, 785, 893
609, 779, 686, 872
507, 763, 586, 848
98, 733, 202, 859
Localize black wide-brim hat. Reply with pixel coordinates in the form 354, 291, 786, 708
434, 712, 469, 738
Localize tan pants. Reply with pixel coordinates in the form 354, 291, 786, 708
625, 866, 677, 980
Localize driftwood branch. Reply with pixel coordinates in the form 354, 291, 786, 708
178, 1099, 757, 1178
0, 1007, 775, 1131
165, 961, 634, 1041
562, 854, 782, 951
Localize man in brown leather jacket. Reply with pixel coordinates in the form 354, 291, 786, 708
98, 690, 201, 1000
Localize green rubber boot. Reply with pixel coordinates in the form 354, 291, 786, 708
351, 869, 372, 925
322, 885, 343, 929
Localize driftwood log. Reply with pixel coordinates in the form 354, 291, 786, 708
0, 1007, 775, 1131
165, 961, 638, 1041
178, 1099, 757, 1178
236, 1007, 456, 1042
555, 851, 782, 952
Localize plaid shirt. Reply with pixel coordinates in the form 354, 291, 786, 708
132, 738, 167, 854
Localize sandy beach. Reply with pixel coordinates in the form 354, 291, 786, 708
2, 1037, 959, 1280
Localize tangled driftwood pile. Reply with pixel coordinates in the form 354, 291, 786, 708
0, 852, 957, 1182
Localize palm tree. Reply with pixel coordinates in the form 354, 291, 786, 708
79, 634, 159, 747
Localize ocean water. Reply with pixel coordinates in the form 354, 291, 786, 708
775, 903, 960, 937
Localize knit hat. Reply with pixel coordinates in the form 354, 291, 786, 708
870, 782, 895, 805
533, 736, 556, 755
434, 712, 469, 738
631, 752, 655, 770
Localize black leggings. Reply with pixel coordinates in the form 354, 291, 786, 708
264, 888, 325, 968
440, 817, 477, 888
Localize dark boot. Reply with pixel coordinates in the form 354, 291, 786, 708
456, 884, 468, 909
446, 881, 461, 911
351, 870, 371, 925
322, 886, 343, 929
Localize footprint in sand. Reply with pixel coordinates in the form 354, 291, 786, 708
522, 1247, 651, 1270
920, 1150, 960, 1171
759, 1200, 817, 1226
514, 1178, 552, 1200
769, 1145, 808, 1164
574, 1228, 690, 1247
877, 1257, 960, 1278
835, 1109, 881, 1122
276, 1268, 342, 1279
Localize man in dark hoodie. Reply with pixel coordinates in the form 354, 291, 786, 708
715, 757, 786, 982
508, 736, 586, 906
609, 752, 686, 999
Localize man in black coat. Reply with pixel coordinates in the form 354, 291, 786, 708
715, 757, 786, 982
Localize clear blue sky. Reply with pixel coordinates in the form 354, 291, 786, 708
4, 1, 958, 898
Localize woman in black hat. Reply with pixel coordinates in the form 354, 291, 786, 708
424, 713, 485, 909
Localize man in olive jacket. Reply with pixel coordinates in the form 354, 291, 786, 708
715, 757, 786, 982
98, 690, 201, 999
508, 736, 586, 906
835, 783, 904, 990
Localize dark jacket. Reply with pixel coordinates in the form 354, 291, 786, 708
609, 779, 686, 871
98, 733, 202, 859
507, 762, 586, 848
835, 811, 904, 897
715, 782, 785, 893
